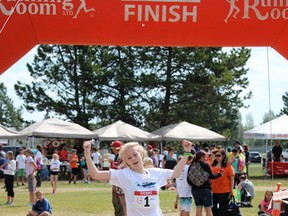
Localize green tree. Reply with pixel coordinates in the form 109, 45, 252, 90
262, 110, 276, 124
138, 47, 252, 137
0, 82, 23, 129
14, 45, 142, 128
280, 92, 288, 116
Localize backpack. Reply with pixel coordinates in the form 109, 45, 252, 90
187, 162, 210, 187
238, 157, 245, 172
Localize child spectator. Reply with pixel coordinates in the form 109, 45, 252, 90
50, 153, 61, 194
175, 155, 193, 216
26, 190, 52, 216
15, 148, 26, 186
258, 190, 273, 216
69, 149, 79, 184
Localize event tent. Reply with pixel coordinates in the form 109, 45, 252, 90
0, 124, 26, 139
19, 118, 96, 139
244, 114, 288, 140
93, 120, 161, 141
151, 121, 226, 141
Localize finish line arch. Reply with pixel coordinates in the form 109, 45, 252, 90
0, 0, 288, 74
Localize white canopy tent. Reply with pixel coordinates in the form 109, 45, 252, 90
0, 124, 26, 139
244, 114, 288, 140
93, 120, 161, 141
20, 118, 97, 139
151, 121, 226, 141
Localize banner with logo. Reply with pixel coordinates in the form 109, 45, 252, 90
0, 0, 287, 74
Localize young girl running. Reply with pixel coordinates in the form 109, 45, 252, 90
84, 140, 192, 216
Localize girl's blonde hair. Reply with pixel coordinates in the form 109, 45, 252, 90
143, 157, 154, 168
52, 153, 59, 160
119, 142, 147, 162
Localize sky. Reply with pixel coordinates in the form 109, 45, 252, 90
0, 46, 288, 126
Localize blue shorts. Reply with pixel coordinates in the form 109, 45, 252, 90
179, 197, 192, 212
192, 189, 213, 208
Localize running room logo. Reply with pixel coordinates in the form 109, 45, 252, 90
224, 0, 288, 23
122, 0, 201, 23
0, 0, 95, 18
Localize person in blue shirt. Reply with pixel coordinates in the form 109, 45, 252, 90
26, 190, 52, 216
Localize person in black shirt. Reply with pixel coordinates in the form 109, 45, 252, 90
272, 140, 282, 162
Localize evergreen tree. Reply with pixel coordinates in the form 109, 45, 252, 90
0, 82, 23, 129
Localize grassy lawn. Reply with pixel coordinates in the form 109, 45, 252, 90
0, 163, 287, 215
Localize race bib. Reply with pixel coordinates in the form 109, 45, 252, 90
134, 190, 158, 208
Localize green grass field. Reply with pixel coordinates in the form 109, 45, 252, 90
0, 163, 287, 216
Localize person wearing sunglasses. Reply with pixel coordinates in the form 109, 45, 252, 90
210, 149, 235, 216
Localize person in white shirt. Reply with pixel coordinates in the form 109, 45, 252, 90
16, 148, 26, 186
175, 155, 193, 216
50, 153, 61, 194
34, 145, 44, 187
84, 140, 193, 216
91, 147, 102, 169
2, 151, 16, 206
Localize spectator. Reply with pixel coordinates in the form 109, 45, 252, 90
68, 149, 79, 184
2, 151, 16, 206
24, 148, 37, 206
211, 149, 235, 216
175, 155, 193, 216
58, 144, 69, 177
188, 151, 222, 216
229, 148, 241, 188
258, 190, 273, 216
0, 144, 6, 158
26, 190, 52, 216
15, 148, 26, 186
237, 174, 255, 203
91, 147, 102, 169
35, 145, 44, 187
109, 140, 126, 216
243, 144, 250, 176
50, 153, 61, 194
272, 140, 282, 162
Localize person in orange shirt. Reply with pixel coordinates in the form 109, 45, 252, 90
68, 149, 79, 184
210, 149, 235, 216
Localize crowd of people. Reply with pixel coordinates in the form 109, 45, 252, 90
0, 139, 286, 215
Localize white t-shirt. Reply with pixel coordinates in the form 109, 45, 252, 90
50, 159, 61, 172
110, 167, 173, 216
175, 164, 192, 198
34, 151, 44, 165
3, 159, 16, 175
16, 154, 26, 169
91, 152, 102, 164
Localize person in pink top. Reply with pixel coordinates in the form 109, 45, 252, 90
259, 190, 273, 216
24, 148, 37, 206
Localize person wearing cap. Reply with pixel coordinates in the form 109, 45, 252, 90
109, 140, 126, 216
83, 140, 192, 216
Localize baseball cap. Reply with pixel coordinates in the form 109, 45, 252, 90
110, 140, 123, 148
147, 145, 153, 150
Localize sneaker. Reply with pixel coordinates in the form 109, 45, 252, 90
3, 202, 10, 205
26, 202, 32, 207
10, 202, 15, 206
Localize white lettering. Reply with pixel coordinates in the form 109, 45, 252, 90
243, 0, 269, 20
124, 4, 197, 22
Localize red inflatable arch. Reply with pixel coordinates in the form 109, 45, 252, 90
0, 0, 288, 74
